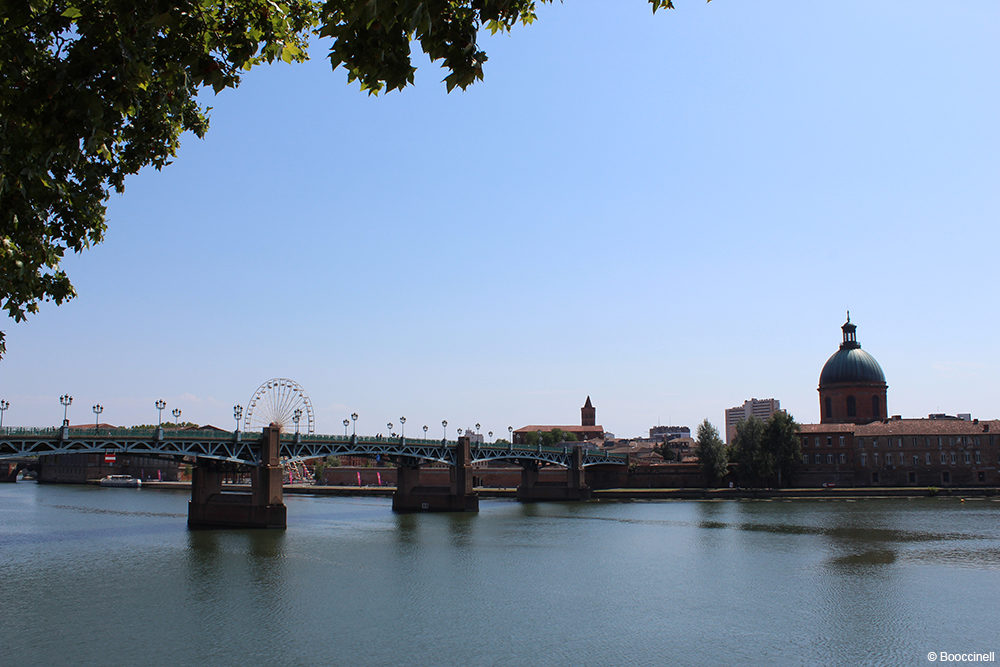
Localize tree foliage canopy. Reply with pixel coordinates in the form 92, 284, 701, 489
0, 0, 676, 357
694, 418, 727, 486
730, 412, 801, 488
522, 428, 579, 447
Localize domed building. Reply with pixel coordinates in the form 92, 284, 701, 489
818, 315, 887, 424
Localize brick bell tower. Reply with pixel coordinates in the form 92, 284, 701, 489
581, 396, 596, 427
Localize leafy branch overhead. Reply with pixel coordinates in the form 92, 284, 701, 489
0, 0, 679, 358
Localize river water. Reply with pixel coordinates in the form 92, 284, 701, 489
1, 483, 998, 666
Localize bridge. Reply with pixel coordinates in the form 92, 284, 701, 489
0, 425, 627, 528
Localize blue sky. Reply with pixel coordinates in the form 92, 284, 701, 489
3, 0, 999, 438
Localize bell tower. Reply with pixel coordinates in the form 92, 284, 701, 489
581, 396, 596, 427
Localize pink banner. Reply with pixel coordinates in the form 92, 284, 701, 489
357, 471, 362, 486
377, 472, 382, 486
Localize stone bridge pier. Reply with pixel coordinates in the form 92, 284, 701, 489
392, 436, 479, 512
188, 423, 286, 529
516, 447, 591, 502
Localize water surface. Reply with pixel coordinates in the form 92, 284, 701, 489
2, 484, 998, 665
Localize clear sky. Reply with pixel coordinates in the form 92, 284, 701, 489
3, 0, 999, 438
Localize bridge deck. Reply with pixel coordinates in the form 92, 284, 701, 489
0, 428, 627, 467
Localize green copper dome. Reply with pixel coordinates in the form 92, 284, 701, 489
819, 316, 886, 386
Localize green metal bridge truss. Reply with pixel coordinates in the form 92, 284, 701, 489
0, 427, 627, 468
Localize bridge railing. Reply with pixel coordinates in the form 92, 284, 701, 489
0, 426, 61, 436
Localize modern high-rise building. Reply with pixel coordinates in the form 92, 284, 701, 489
725, 398, 781, 444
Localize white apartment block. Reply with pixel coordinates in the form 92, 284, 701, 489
725, 398, 781, 444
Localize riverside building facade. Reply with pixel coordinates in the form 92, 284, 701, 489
795, 317, 999, 487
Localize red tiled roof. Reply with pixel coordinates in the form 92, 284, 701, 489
798, 423, 856, 434
514, 425, 604, 434
798, 419, 1000, 436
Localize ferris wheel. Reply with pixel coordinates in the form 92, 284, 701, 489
243, 378, 315, 434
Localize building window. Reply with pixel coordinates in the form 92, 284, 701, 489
815, 454, 821, 464
886, 453, 893, 466
826, 436, 833, 447
802, 437, 808, 449
839, 453, 846, 464
802, 454, 809, 465
825, 396, 832, 418
846, 395, 856, 417
857, 437, 864, 448
897, 438, 903, 448
924, 437, 930, 448
975, 451, 981, 464
872, 395, 880, 419
827, 454, 833, 464
964, 451, 971, 465
861, 453, 867, 466
839, 435, 845, 447
912, 455, 918, 466
951, 452, 957, 465
940, 452, 947, 464
925, 452, 931, 465
873, 438, 878, 448
874, 452, 880, 465
938, 436, 943, 449
912, 437, 918, 448
815, 437, 820, 448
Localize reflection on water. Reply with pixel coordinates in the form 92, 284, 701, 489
1, 485, 999, 666
830, 548, 898, 567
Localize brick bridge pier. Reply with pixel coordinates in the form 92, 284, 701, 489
188, 423, 286, 529
516, 446, 591, 502
392, 436, 479, 512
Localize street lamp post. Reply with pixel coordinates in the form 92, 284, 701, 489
0, 399, 8, 431
155, 399, 166, 426
59, 394, 73, 426
475, 422, 481, 435
343, 419, 350, 437
172, 408, 181, 426
422, 424, 428, 440
351, 412, 358, 438
386, 422, 393, 439
399, 416, 406, 440
508, 425, 513, 444
92, 404, 103, 433
442, 419, 447, 440
293, 408, 302, 435
488, 430, 493, 442
233, 404, 242, 432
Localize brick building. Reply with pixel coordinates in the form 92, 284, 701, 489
795, 317, 999, 487
818, 313, 887, 424
513, 396, 604, 444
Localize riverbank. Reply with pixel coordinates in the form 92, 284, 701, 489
136, 480, 999, 500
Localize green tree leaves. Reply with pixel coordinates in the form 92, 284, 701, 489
1, 0, 681, 358
523, 428, 579, 446
730, 412, 801, 488
694, 418, 727, 486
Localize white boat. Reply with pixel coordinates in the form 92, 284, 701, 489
99, 475, 141, 488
